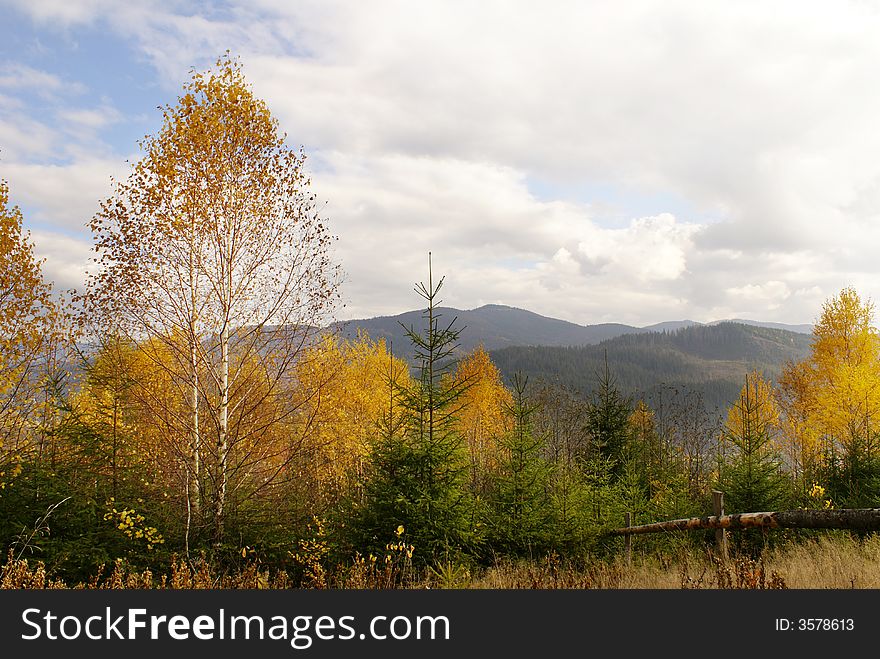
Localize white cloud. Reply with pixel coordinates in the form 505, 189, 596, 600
4, 0, 130, 27
727, 281, 791, 306
576, 214, 699, 283
0, 62, 118, 162
62, 104, 123, 131
0, 63, 78, 95
29, 230, 93, 293
312, 151, 704, 324
6, 1, 880, 325
3, 158, 124, 233
0, 113, 57, 160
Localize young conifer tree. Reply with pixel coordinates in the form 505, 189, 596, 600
488, 374, 553, 555
584, 353, 633, 480
356, 254, 475, 560
717, 371, 790, 514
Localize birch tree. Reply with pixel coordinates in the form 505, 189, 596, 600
0, 177, 56, 487
451, 345, 513, 493
778, 287, 880, 505
84, 54, 341, 545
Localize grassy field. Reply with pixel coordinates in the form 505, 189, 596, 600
474, 536, 880, 589
4, 535, 880, 589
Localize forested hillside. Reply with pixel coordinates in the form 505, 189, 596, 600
489, 323, 813, 411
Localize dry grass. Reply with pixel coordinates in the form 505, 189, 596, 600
4, 536, 880, 589
761, 535, 880, 588
472, 552, 785, 589
0, 553, 291, 590
475, 535, 880, 589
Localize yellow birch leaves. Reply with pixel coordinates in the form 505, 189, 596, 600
293, 333, 412, 501
779, 287, 880, 457
451, 345, 513, 476
0, 178, 54, 487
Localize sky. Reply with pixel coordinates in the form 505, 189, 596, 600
2, 1, 879, 327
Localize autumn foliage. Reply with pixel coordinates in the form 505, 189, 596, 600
0, 179, 62, 498
4, 53, 880, 586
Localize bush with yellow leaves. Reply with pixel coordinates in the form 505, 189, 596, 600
103, 499, 164, 550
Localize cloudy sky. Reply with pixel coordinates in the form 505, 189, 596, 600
2, 1, 879, 326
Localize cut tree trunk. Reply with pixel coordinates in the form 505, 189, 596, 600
612, 509, 880, 535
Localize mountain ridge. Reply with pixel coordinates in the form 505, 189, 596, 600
333, 303, 813, 357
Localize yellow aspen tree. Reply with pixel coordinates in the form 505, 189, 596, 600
84, 54, 341, 544
628, 400, 660, 493
809, 288, 880, 452
778, 287, 880, 505
292, 333, 411, 508
451, 345, 513, 491
776, 361, 824, 498
0, 178, 55, 488
132, 337, 220, 545
779, 289, 880, 457
71, 337, 139, 499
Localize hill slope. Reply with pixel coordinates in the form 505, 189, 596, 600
334, 304, 642, 357
488, 322, 813, 411
335, 304, 811, 360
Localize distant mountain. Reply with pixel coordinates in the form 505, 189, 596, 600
334, 304, 812, 360
334, 304, 642, 358
488, 322, 813, 411
707, 319, 813, 334
641, 320, 702, 333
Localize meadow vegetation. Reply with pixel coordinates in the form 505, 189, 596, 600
7, 535, 880, 589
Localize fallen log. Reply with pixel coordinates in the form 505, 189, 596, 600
611, 508, 880, 535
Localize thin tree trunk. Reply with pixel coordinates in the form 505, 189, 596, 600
111, 400, 118, 500
215, 224, 232, 545
216, 320, 229, 545
190, 341, 200, 518
188, 214, 203, 540
187, 214, 202, 523
185, 468, 192, 560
